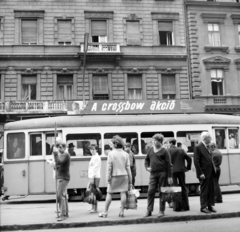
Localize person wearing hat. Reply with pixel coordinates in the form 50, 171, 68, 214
168, 138, 192, 211
68, 143, 76, 156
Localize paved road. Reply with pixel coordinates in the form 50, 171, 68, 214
1, 191, 240, 231
3, 218, 240, 232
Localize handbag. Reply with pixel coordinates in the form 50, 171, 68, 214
125, 186, 137, 210
161, 186, 181, 203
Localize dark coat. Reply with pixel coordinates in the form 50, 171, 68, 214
194, 142, 216, 179
168, 145, 192, 173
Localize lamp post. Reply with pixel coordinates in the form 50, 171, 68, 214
82, 33, 89, 102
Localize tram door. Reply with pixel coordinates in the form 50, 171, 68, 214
4, 132, 28, 196
29, 132, 60, 194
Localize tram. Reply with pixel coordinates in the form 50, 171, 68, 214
2, 113, 240, 200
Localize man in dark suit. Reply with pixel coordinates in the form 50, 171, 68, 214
168, 139, 192, 211
194, 132, 216, 214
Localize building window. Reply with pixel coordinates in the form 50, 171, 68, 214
162, 74, 176, 99
21, 76, 37, 100
92, 75, 109, 100
57, 20, 72, 45
14, 10, 44, 45
126, 21, 141, 45
158, 21, 173, 46
21, 19, 37, 45
128, 75, 142, 99
91, 20, 107, 43
57, 75, 73, 100
208, 23, 220, 46
211, 69, 224, 95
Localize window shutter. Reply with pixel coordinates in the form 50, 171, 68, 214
91, 20, 107, 36
128, 75, 142, 89
21, 19, 37, 44
57, 76, 73, 85
127, 21, 141, 45
93, 76, 108, 94
58, 20, 72, 42
158, 21, 172, 32
22, 76, 37, 85
162, 75, 176, 94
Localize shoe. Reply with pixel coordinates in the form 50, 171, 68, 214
144, 211, 152, 217
200, 208, 211, 214
119, 212, 124, 217
215, 200, 223, 203
89, 209, 98, 213
99, 212, 108, 218
57, 216, 67, 221
157, 211, 165, 218
208, 206, 217, 213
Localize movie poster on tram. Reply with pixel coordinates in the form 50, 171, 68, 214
67, 100, 205, 115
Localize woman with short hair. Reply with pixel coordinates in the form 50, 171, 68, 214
99, 135, 132, 218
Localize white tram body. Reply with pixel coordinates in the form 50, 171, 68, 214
2, 114, 240, 199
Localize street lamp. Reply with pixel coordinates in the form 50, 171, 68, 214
82, 33, 89, 102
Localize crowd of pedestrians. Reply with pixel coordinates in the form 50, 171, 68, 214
52, 132, 222, 221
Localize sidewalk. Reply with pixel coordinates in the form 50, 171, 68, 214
1, 191, 240, 231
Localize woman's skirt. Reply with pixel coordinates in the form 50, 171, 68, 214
107, 175, 128, 193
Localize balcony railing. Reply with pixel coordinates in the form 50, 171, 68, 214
0, 100, 68, 113
80, 43, 120, 53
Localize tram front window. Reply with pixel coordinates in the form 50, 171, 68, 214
7, 133, 25, 159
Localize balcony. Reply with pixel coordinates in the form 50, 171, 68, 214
0, 100, 68, 114
80, 43, 121, 53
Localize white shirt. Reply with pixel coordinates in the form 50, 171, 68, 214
88, 154, 101, 179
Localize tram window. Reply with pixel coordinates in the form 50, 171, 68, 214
176, 131, 204, 153
141, 131, 174, 154
30, 134, 45, 156
215, 129, 226, 149
7, 133, 25, 159
66, 133, 102, 156
46, 133, 57, 155
228, 128, 239, 149
104, 132, 138, 154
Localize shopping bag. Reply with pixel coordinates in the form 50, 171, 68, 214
83, 190, 97, 205
125, 188, 137, 210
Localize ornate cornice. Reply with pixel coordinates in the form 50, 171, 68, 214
84, 11, 114, 19
201, 13, 226, 24
231, 14, 240, 24
14, 10, 45, 18
151, 12, 179, 21
204, 46, 229, 53
235, 58, 240, 70
203, 56, 231, 71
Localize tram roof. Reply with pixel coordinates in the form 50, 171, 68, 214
4, 114, 240, 131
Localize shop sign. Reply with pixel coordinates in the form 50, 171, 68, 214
67, 100, 205, 115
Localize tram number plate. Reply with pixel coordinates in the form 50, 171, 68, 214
80, 170, 88, 178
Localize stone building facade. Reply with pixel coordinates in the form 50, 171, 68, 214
0, 0, 189, 123
186, 0, 240, 115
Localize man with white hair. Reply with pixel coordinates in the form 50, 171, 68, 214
194, 132, 216, 214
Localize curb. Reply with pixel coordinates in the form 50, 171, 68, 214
1, 212, 240, 231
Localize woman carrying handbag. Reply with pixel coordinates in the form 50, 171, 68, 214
99, 135, 132, 218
